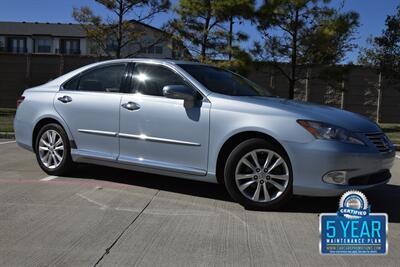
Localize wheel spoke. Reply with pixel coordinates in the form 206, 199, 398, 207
54, 137, 63, 146
268, 180, 285, 191
241, 158, 256, 171
263, 151, 272, 169
42, 152, 50, 166
54, 151, 63, 162
47, 153, 52, 166
39, 146, 49, 151
252, 183, 261, 201
267, 157, 283, 173
40, 139, 50, 147
236, 173, 255, 180
46, 131, 52, 144
51, 131, 56, 145
52, 153, 58, 165
54, 145, 64, 151
262, 183, 270, 201
239, 180, 256, 191
250, 151, 261, 169
269, 174, 289, 181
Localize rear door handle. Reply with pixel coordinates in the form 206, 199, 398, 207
57, 95, 72, 103
121, 101, 140, 111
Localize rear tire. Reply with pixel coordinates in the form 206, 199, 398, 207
224, 138, 293, 210
35, 123, 74, 176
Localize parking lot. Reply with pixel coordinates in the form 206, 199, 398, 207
0, 139, 399, 266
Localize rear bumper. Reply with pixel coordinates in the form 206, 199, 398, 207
14, 117, 33, 152
282, 139, 396, 197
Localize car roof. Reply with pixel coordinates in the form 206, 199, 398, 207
45, 58, 208, 88
92, 58, 205, 66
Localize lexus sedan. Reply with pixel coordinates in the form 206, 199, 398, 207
14, 59, 396, 210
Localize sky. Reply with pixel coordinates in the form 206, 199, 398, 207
0, 0, 399, 62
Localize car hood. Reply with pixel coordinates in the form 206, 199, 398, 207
236, 96, 381, 133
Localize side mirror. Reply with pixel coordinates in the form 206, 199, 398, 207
163, 85, 196, 102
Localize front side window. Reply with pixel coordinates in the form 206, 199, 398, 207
63, 64, 126, 92
131, 63, 189, 96
178, 64, 273, 97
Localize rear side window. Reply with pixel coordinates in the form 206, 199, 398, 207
63, 75, 79, 90
131, 63, 189, 96
63, 64, 127, 92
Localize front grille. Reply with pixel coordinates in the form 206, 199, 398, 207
365, 132, 391, 153
348, 170, 391, 186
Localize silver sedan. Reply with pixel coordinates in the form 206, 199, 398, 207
14, 59, 396, 210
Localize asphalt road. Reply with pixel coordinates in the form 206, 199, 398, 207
0, 139, 399, 266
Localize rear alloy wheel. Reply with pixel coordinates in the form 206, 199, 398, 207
224, 138, 292, 210
35, 123, 74, 176
38, 129, 64, 169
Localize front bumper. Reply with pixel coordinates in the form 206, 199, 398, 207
282, 139, 396, 197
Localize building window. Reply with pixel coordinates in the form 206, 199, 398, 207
60, 39, 80, 55
7, 37, 27, 53
154, 46, 163, 54
35, 38, 52, 53
106, 39, 117, 52
139, 45, 163, 55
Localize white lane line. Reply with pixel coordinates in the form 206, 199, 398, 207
396, 154, 400, 159
0, 140, 16, 145
40, 176, 59, 181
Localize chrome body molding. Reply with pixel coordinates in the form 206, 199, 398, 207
78, 129, 201, 146
78, 129, 117, 137
118, 133, 201, 146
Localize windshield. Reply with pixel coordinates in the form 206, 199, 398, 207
178, 64, 273, 97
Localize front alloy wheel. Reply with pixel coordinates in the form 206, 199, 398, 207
235, 149, 290, 203
224, 138, 293, 210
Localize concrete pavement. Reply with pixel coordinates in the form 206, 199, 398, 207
0, 140, 399, 266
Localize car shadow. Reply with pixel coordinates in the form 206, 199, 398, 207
71, 164, 400, 223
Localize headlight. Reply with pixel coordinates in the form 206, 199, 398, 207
297, 120, 365, 145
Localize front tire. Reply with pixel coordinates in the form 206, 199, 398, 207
35, 123, 74, 176
224, 138, 293, 210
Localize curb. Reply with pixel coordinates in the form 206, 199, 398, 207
0, 132, 15, 139
0, 132, 399, 151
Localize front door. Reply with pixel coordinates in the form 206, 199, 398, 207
119, 63, 210, 175
54, 63, 128, 160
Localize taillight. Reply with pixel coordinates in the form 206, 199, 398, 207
16, 96, 25, 108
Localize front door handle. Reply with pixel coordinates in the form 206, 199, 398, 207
122, 101, 140, 111
57, 95, 72, 103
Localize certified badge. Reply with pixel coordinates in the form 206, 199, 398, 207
320, 190, 388, 255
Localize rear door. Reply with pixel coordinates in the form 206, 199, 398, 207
54, 63, 129, 160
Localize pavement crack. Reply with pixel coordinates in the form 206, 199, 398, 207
93, 190, 160, 267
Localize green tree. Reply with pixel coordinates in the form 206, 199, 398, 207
216, 0, 255, 61
252, 0, 359, 99
73, 0, 170, 58
358, 5, 400, 90
168, 0, 227, 62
